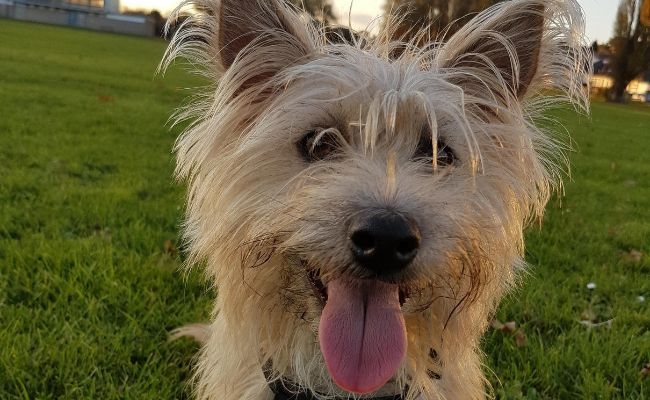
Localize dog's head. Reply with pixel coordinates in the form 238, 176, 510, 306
163, 0, 589, 397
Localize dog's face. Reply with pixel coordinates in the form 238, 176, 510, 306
163, 0, 588, 397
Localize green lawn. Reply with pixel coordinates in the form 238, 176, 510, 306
0, 20, 207, 399
0, 19, 648, 400
486, 101, 650, 399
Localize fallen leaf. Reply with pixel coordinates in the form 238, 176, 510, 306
163, 239, 177, 256
580, 308, 596, 322
641, 363, 650, 378
515, 330, 528, 347
621, 249, 643, 264
490, 319, 504, 330
491, 319, 526, 346
629, 249, 643, 263
578, 318, 614, 329
502, 321, 517, 333
98, 94, 114, 103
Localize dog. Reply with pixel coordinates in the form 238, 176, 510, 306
160, 0, 590, 398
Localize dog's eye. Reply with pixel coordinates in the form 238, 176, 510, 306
298, 129, 340, 162
414, 135, 456, 167
435, 140, 455, 167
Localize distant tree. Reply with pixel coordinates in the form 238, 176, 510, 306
382, 0, 505, 43
164, 1, 336, 41
608, 0, 650, 102
149, 10, 166, 38
287, 0, 336, 25
122, 8, 167, 37
185, 0, 335, 23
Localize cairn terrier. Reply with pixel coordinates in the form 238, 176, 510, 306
161, 0, 589, 398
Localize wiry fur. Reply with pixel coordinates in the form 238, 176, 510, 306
160, 0, 590, 399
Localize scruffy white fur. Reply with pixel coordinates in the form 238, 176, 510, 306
161, 0, 590, 399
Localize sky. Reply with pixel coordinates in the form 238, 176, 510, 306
121, 0, 619, 44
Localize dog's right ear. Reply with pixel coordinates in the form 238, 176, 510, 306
162, 0, 314, 92
216, 0, 313, 72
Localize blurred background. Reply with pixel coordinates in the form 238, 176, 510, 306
2, 0, 648, 102
0, 0, 648, 399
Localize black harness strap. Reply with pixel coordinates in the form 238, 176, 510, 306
264, 361, 405, 400
268, 379, 404, 400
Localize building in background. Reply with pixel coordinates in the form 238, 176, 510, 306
589, 43, 650, 102
0, 0, 156, 37
104, 0, 119, 14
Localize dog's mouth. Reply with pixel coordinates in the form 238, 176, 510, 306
308, 269, 328, 304
304, 264, 408, 395
307, 268, 409, 307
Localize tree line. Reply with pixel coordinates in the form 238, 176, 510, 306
608, 0, 650, 102
296, 0, 650, 103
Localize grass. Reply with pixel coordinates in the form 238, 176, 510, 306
485, 101, 650, 399
0, 19, 648, 399
0, 20, 208, 399
485, 103, 650, 399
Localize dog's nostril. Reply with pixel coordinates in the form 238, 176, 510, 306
396, 236, 419, 259
348, 212, 420, 276
350, 230, 376, 254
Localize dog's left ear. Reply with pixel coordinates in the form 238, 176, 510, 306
438, 1, 545, 100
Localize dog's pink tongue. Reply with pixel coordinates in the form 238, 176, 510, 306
318, 279, 406, 394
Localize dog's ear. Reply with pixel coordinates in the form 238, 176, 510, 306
163, 0, 313, 92
216, 0, 312, 72
438, 1, 545, 100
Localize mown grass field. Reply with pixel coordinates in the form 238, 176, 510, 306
0, 19, 648, 399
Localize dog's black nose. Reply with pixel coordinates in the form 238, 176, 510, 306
349, 212, 420, 276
